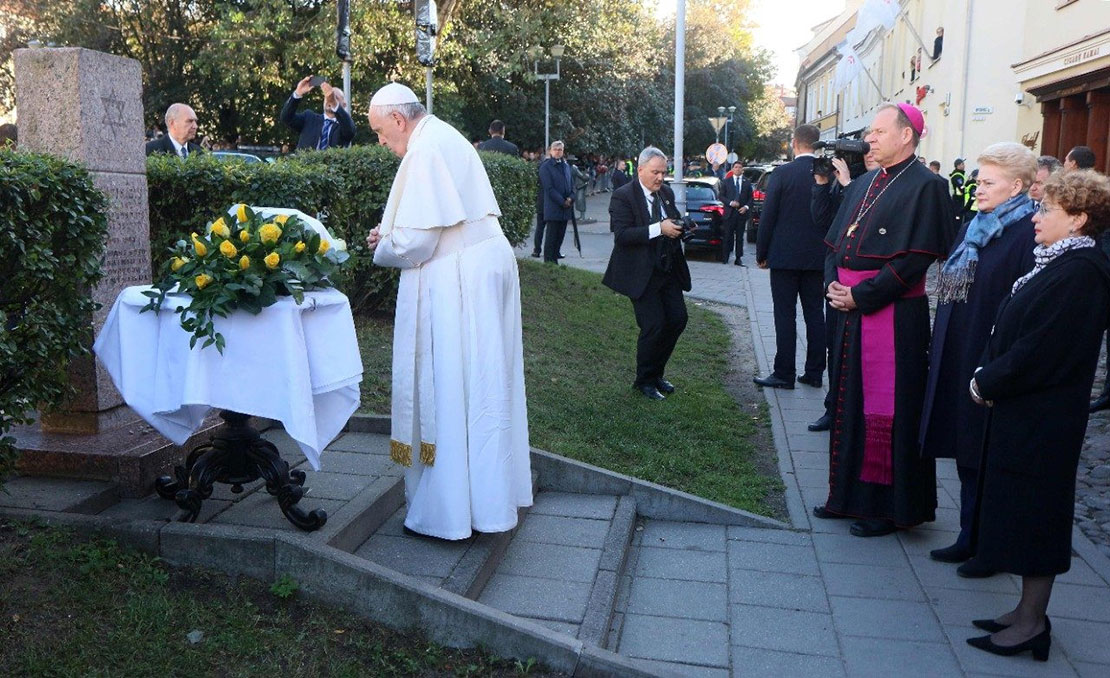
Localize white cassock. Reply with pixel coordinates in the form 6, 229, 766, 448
373, 114, 532, 539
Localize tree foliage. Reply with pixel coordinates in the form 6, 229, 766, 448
1, 0, 783, 158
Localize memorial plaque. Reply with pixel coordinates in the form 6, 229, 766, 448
14, 47, 151, 432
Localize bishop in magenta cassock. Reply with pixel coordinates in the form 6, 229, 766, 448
816, 103, 956, 538
365, 83, 532, 540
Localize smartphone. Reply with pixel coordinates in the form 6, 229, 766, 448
309, 75, 326, 87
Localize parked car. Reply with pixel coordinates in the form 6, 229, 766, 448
211, 151, 264, 163
664, 177, 725, 254
745, 165, 776, 243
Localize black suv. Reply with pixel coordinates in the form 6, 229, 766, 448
664, 177, 725, 253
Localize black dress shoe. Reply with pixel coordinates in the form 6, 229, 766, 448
849, 519, 897, 538
808, 414, 832, 432
967, 624, 1051, 661
957, 557, 997, 578
797, 374, 823, 388
735, 260, 745, 266
530, 251, 541, 258
636, 384, 666, 400
972, 616, 1048, 634
1091, 393, 1110, 413
812, 505, 847, 520
558, 253, 566, 259
655, 378, 676, 394
753, 374, 795, 389
929, 543, 972, 563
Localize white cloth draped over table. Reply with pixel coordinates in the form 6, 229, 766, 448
374, 114, 532, 540
93, 287, 363, 470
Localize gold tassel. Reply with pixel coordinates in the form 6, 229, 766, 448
420, 441, 436, 466
390, 439, 412, 467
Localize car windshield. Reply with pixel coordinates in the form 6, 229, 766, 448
742, 169, 763, 183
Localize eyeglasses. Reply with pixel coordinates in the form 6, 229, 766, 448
1035, 203, 1059, 215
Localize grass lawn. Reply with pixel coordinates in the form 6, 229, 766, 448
0, 519, 558, 677
357, 260, 780, 515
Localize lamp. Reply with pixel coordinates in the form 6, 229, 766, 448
549, 44, 565, 59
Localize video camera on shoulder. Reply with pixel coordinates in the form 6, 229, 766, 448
812, 139, 870, 181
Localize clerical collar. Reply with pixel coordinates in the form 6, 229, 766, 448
880, 155, 917, 176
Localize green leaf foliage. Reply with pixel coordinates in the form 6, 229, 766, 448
0, 149, 109, 488
146, 146, 536, 314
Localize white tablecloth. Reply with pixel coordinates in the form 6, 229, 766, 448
93, 286, 363, 470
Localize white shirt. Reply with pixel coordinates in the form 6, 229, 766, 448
639, 181, 665, 239
168, 135, 188, 158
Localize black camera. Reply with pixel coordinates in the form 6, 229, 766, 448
812, 139, 870, 180
678, 216, 698, 241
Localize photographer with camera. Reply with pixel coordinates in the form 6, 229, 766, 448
602, 147, 692, 401
753, 125, 827, 392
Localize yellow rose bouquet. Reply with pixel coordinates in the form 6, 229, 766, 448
141, 204, 350, 352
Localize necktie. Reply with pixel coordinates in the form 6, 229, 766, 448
180, 146, 188, 159
651, 193, 662, 222
319, 118, 335, 150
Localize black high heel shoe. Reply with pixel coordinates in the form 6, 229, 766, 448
967, 623, 1051, 662
972, 615, 1051, 634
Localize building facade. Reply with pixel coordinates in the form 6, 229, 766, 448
795, 0, 1110, 172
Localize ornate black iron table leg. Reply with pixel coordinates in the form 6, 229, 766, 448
155, 410, 327, 531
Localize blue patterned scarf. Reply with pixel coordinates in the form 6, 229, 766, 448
936, 193, 1034, 303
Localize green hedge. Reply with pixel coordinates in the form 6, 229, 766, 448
0, 150, 109, 487
146, 145, 536, 314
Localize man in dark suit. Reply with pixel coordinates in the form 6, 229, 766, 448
611, 157, 631, 190
602, 146, 692, 400
539, 140, 574, 263
145, 103, 202, 157
476, 119, 520, 156
754, 125, 826, 390
280, 76, 356, 151
720, 159, 754, 265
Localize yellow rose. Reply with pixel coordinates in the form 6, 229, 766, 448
239, 255, 250, 271
195, 273, 213, 290
239, 229, 250, 243
209, 217, 230, 239
273, 214, 289, 225
294, 241, 306, 254
236, 203, 249, 223
317, 239, 331, 255
219, 240, 238, 258
259, 223, 282, 245
264, 252, 281, 270
171, 256, 188, 272
192, 237, 208, 257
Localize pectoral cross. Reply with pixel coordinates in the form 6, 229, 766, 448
847, 223, 859, 238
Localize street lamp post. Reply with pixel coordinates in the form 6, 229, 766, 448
532, 44, 564, 151
718, 105, 737, 151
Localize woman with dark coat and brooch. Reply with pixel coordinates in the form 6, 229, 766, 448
920, 142, 1037, 577
966, 170, 1110, 661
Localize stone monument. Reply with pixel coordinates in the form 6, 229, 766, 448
11, 47, 220, 495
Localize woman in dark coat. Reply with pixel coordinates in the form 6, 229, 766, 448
920, 143, 1038, 576
967, 170, 1110, 661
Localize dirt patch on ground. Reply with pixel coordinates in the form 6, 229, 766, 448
701, 300, 789, 522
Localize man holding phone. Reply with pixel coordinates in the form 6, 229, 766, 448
280, 75, 356, 151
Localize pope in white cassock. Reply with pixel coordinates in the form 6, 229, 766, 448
365, 83, 532, 540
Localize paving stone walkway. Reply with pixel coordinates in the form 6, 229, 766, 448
519, 195, 1110, 677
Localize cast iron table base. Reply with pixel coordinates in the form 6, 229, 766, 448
155, 410, 327, 531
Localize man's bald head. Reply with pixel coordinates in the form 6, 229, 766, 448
164, 104, 198, 145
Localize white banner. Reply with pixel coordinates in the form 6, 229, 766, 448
849, 0, 902, 44
833, 41, 865, 93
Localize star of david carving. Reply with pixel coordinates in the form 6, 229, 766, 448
101, 90, 127, 139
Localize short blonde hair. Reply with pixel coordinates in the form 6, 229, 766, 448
1043, 170, 1110, 239
977, 142, 1037, 191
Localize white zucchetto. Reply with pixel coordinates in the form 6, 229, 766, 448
370, 83, 420, 107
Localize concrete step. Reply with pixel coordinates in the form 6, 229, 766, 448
476, 491, 637, 645
79, 430, 405, 550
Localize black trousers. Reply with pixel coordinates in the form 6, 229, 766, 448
769, 268, 826, 379
543, 220, 567, 262
631, 272, 688, 387
955, 463, 978, 552
720, 214, 745, 262
533, 212, 545, 254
